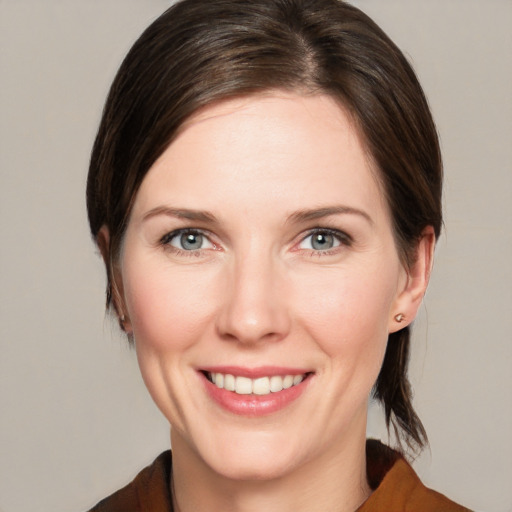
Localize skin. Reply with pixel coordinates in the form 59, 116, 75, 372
101, 92, 434, 512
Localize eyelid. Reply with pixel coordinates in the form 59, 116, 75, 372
296, 227, 353, 251
159, 226, 351, 255
160, 228, 216, 251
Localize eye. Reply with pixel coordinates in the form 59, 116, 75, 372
298, 229, 350, 252
162, 229, 214, 251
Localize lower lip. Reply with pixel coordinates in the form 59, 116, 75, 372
201, 373, 311, 417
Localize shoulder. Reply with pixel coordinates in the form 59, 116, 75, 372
87, 451, 172, 512
359, 440, 472, 512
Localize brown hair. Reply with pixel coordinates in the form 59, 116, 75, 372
87, 0, 442, 453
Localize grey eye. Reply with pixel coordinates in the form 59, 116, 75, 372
180, 232, 204, 250
298, 230, 347, 252
165, 230, 213, 251
310, 233, 335, 250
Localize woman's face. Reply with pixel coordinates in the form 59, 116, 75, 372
117, 93, 422, 480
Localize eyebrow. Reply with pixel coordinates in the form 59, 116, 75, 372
141, 205, 373, 226
142, 206, 217, 223
287, 206, 373, 225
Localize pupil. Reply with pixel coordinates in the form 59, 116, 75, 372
181, 232, 202, 250
312, 233, 333, 250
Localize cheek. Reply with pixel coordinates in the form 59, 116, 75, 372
122, 258, 219, 351
291, 263, 398, 358
121, 258, 222, 427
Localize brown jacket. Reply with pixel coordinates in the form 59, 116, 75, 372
88, 440, 472, 512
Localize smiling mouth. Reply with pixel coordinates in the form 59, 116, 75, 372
204, 371, 310, 396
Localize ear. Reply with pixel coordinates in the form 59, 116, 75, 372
96, 226, 133, 334
389, 226, 436, 333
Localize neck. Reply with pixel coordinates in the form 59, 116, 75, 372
170, 429, 371, 512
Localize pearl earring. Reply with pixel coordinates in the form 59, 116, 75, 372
394, 313, 405, 323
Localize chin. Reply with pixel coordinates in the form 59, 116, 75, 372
210, 452, 298, 482
194, 428, 304, 482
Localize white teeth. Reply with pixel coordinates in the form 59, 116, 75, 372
224, 373, 235, 391
208, 372, 306, 395
269, 375, 283, 392
235, 376, 253, 395
252, 377, 270, 395
283, 375, 294, 389
214, 373, 224, 389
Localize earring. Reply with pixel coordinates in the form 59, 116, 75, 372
394, 313, 405, 323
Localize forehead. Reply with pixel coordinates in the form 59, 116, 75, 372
133, 92, 388, 220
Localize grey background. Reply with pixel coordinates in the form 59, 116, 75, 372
1, 1, 511, 511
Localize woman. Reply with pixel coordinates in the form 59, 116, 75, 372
86, 0, 470, 510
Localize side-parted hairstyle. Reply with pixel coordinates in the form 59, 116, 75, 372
87, 0, 442, 454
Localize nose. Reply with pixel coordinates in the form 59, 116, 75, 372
216, 252, 291, 345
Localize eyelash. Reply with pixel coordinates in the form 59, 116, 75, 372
298, 228, 353, 256
160, 228, 216, 257
159, 227, 352, 257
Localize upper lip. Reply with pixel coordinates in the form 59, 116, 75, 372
199, 366, 312, 379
